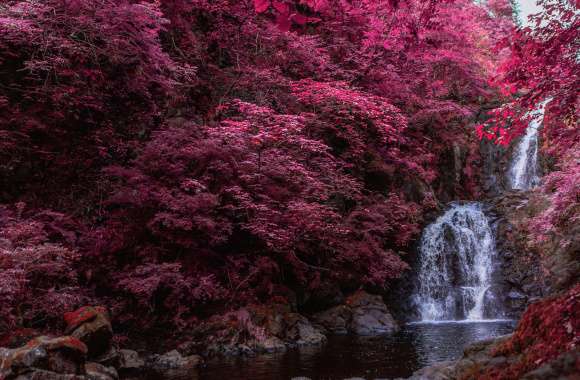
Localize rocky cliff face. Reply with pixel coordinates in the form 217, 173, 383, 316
480, 139, 511, 196
486, 194, 548, 318
488, 188, 579, 308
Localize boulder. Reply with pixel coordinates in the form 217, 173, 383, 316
350, 307, 398, 335
116, 350, 144, 372
405, 361, 456, 380
176, 340, 204, 356
313, 291, 399, 335
255, 337, 287, 353
64, 307, 113, 358
312, 305, 350, 334
146, 350, 201, 377
85, 363, 118, 380
0, 336, 87, 379
193, 303, 326, 356
283, 313, 326, 346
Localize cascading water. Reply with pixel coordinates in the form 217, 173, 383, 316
508, 99, 550, 190
413, 202, 502, 322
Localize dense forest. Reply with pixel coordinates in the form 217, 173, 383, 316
0, 0, 577, 379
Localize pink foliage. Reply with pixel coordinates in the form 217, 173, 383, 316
530, 151, 580, 247
0, 0, 515, 336
0, 207, 88, 332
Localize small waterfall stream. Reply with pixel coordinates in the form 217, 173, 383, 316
413, 203, 503, 322
508, 99, 550, 190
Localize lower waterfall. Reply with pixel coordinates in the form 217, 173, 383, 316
413, 202, 503, 322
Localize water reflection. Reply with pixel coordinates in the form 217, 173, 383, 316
199, 321, 515, 380
409, 321, 514, 364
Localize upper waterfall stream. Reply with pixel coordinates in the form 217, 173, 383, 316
508, 99, 550, 190
413, 202, 503, 322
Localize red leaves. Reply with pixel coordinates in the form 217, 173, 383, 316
0, 208, 88, 332
254, 0, 270, 13
484, 284, 580, 379
253, 0, 321, 31
272, 1, 290, 14
486, 0, 579, 154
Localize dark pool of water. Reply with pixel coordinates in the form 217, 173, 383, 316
195, 320, 516, 380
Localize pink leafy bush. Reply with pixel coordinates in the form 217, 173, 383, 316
529, 150, 580, 247
0, 0, 190, 202
0, 208, 88, 332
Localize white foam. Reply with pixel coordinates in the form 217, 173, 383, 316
508, 99, 550, 190
407, 319, 515, 325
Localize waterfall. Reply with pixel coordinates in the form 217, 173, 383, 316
508, 100, 550, 190
414, 203, 502, 322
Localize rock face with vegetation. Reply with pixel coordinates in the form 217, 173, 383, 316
186, 303, 327, 356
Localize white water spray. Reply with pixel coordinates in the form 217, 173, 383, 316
508, 100, 550, 190
414, 203, 502, 322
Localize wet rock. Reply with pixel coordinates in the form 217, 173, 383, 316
405, 361, 456, 380
92, 348, 119, 369
10, 370, 87, 379
116, 350, 144, 372
85, 362, 118, 380
146, 350, 201, 377
313, 291, 399, 335
255, 337, 286, 353
350, 308, 398, 335
193, 303, 326, 356
312, 305, 350, 334
507, 290, 526, 299
349, 291, 398, 335
0, 336, 87, 379
176, 340, 204, 356
284, 314, 326, 346
64, 307, 113, 358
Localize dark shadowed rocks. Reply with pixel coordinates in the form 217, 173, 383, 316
115, 349, 144, 373
145, 350, 201, 378
85, 362, 118, 380
191, 303, 326, 357
63, 307, 113, 359
313, 291, 399, 335
0, 336, 88, 380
